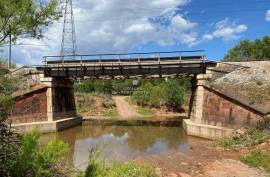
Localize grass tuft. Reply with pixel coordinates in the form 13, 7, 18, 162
240, 150, 270, 172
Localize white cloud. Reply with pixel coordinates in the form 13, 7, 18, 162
202, 34, 213, 41
211, 18, 247, 41
124, 20, 155, 33
171, 15, 196, 32
1, 0, 200, 65
266, 10, 270, 22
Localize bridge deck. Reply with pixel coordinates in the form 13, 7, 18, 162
38, 51, 216, 79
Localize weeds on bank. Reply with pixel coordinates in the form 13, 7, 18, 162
79, 147, 157, 177
218, 117, 270, 149
240, 150, 270, 172
218, 117, 270, 172
82, 161, 157, 177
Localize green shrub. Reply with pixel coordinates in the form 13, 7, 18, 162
11, 130, 69, 177
75, 80, 113, 94
84, 159, 106, 177
256, 80, 263, 86
131, 79, 186, 110
132, 82, 153, 106
164, 80, 185, 109
240, 150, 270, 172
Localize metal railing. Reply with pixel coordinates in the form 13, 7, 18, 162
42, 50, 205, 66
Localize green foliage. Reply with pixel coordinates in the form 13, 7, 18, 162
82, 147, 157, 177
132, 82, 153, 106
83, 161, 157, 177
0, 0, 60, 45
112, 80, 133, 95
131, 78, 188, 110
0, 95, 13, 120
10, 130, 69, 177
224, 36, 270, 61
84, 159, 106, 177
0, 120, 21, 177
240, 150, 270, 172
164, 80, 185, 109
0, 76, 21, 95
256, 80, 263, 86
75, 80, 113, 94
106, 162, 157, 177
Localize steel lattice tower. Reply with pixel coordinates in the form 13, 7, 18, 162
60, 0, 77, 59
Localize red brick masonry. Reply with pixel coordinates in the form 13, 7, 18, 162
202, 87, 264, 128
10, 88, 48, 124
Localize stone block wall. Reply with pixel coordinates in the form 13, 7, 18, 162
202, 87, 264, 128
10, 88, 48, 124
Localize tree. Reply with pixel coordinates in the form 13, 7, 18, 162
224, 36, 270, 61
0, 0, 60, 45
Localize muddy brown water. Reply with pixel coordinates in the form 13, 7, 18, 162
41, 123, 196, 169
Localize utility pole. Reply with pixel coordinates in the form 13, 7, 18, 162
8, 33, 11, 69
60, 0, 77, 60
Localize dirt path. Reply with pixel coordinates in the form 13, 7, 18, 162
113, 96, 140, 119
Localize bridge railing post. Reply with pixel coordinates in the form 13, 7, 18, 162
118, 55, 121, 63
80, 56, 83, 65
99, 55, 102, 63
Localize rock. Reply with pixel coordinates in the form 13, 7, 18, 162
232, 128, 246, 139
181, 162, 188, 165
197, 162, 202, 166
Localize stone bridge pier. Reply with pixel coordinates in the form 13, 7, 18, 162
183, 74, 234, 140
11, 76, 82, 133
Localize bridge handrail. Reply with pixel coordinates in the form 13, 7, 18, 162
43, 50, 205, 65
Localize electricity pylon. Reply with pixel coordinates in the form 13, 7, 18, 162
60, 0, 77, 59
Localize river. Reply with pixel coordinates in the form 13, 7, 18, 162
41, 124, 191, 169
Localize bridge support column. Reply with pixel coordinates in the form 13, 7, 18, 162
33, 77, 82, 132
183, 74, 233, 140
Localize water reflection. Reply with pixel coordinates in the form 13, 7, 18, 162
42, 125, 189, 169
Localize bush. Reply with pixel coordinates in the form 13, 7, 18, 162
74, 80, 113, 94
1, 130, 69, 177
131, 78, 187, 110
132, 82, 153, 106
164, 80, 185, 109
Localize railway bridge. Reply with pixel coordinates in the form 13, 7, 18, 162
11, 50, 252, 139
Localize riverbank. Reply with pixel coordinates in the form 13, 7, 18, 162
134, 137, 269, 177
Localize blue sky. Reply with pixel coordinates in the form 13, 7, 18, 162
0, 0, 270, 65
135, 0, 270, 60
